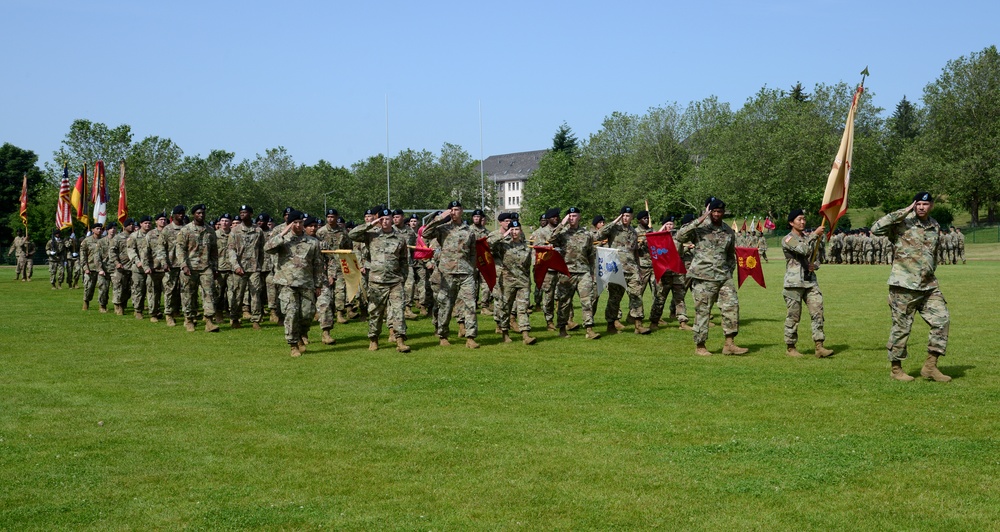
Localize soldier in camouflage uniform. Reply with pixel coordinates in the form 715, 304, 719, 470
214, 213, 234, 319
955, 227, 966, 264
391, 209, 420, 320
145, 213, 168, 322
595, 206, 650, 335
675, 198, 748, 356
469, 209, 492, 316
488, 213, 517, 333
549, 207, 601, 339
65, 232, 80, 289
781, 210, 834, 358
422, 201, 481, 348
267, 208, 292, 323
871, 192, 951, 382
127, 216, 154, 319
8, 229, 34, 281
97, 224, 116, 310
265, 210, 325, 357
350, 209, 411, 352
158, 206, 186, 326
489, 220, 536, 344
176, 204, 220, 333
110, 219, 135, 314
45, 229, 67, 289
405, 215, 429, 315
79, 223, 106, 311
530, 209, 561, 330
316, 208, 351, 341
228, 205, 265, 330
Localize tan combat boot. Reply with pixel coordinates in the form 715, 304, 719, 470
205, 319, 220, 333
613, 320, 625, 331
522, 330, 536, 345
396, 337, 411, 353
114, 304, 124, 316
270, 310, 280, 323
921, 353, 952, 382
695, 343, 712, 357
502, 331, 513, 343
649, 322, 659, 332
439, 337, 451, 346
336, 311, 348, 324
231, 319, 242, 329
369, 339, 379, 351
465, 338, 480, 349
388, 329, 396, 343
722, 335, 749, 356
322, 329, 335, 345
100, 305, 108, 314
558, 326, 570, 338
404, 308, 418, 319
509, 318, 520, 333
150, 316, 159, 323
679, 321, 693, 331
82, 301, 89, 311
289, 345, 301, 357
891, 360, 914, 381
252, 322, 262, 331
297, 339, 307, 353
814, 341, 834, 358
786, 345, 803, 358
184, 319, 196, 332
633, 318, 650, 335
135, 311, 143, 320
585, 327, 601, 340
494, 326, 502, 334
165, 314, 175, 326
546, 321, 555, 331
567, 320, 580, 331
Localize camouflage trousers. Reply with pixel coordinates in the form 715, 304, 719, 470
690, 278, 740, 345
492, 277, 505, 326
368, 281, 406, 340
557, 272, 596, 328
130, 270, 148, 314
214, 271, 231, 318
887, 286, 949, 362
66, 260, 79, 287
957, 246, 965, 263
316, 280, 336, 330
478, 272, 493, 309
181, 268, 216, 320
265, 271, 280, 315
16, 256, 33, 280
653, 271, 688, 324
112, 268, 132, 307
83, 271, 109, 307
435, 273, 477, 339
408, 261, 432, 309
782, 286, 825, 345
605, 267, 645, 323
639, 265, 667, 322
498, 282, 531, 332
49, 260, 65, 286
164, 268, 183, 317
540, 271, 559, 323
278, 285, 315, 345
147, 270, 164, 318
230, 271, 263, 323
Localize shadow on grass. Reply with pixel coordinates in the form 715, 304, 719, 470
940, 364, 974, 379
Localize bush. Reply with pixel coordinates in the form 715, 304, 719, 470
930, 205, 954, 227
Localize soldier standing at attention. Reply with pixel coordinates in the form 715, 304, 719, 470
469, 209, 492, 316
214, 213, 234, 319
228, 205, 265, 330
79, 223, 106, 311
488, 220, 536, 345
177, 204, 219, 333
265, 210, 324, 357
530, 208, 561, 330
675, 198, 748, 357
316, 208, 350, 341
781, 210, 834, 358
870, 192, 951, 382
159, 206, 186, 326
65, 231, 80, 288
97, 223, 116, 311
422, 201, 480, 348
110, 219, 135, 314
595, 206, 650, 335
350, 208, 411, 352
146, 213, 168, 322
8, 228, 31, 281
46, 228, 66, 289
127, 216, 154, 320
549, 207, 601, 340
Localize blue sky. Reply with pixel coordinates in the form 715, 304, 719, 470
3, 0, 997, 169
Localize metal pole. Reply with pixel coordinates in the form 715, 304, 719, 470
479, 99, 485, 211
386, 94, 391, 209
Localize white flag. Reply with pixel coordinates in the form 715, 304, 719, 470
595, 247, 626, 296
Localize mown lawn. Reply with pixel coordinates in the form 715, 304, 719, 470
1, 259, 997, 530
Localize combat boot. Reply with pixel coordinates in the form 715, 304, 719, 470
165, 315, 176, 326
606, 322, 618, 335
184, 319, 196, 332
439, 337, 451, 346
546, 321, 555, 331
921, 353, 952, 382
205, 319, 220, 333
633, 318, 650, 335
270, 310, 280, 323
695, 343, 712, 357
297, 339, 306, 353
465, 338, 480, 349
369, 339, 379, 351
786, 345, 803, 358
135, 311, 143, 320
114, 304, 124, 316
396, 336, 411, 353
814, 341, 834, 358
82, 301, 89, 311
458, 323, 466, 338
481, 307, 493, 316
150, 316, 159, 323
891, 360, 914, 381
502, 331, 513, 343
613, 320, 626, 331
509, 318, 520, 333
231, 319, 242, 329
336, 310, 348, 323
322, 329, 335, 345
388, 329, 396, 343
419, 306, 428, 316
494, 326, 502, 334
722, 335, 749, 356
585, 327, 601, 340
567, 320, 580, 331
649, 322, 659, 332
522, 330, 537, 345
100, 305, 108, 314
289, 345, 301, 358
679, 321, 693, 331
404, 308, 418, 319
252, 322, 262, 331
558, 326, 570, 338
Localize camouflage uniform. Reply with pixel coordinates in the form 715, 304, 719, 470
65, 235, 80, 288
45, 234, 67, 287
781, 231, 826, 345
349, 221, 409, 341
596, 219, 645, 323
675, 216, 740, 345
423, 215, 478, 339
410, 226, 434, 312
228, 221, 266, 324
955, 229, 966, 264
549, 221, 597, 329
176, 221, 218, 322
871, 208, 949, 362
80, 232, 107, 307
530, 224, 558, 324
8, 235, 33, 280
145, 224, 165, 319
470, 222, 491, 313
265, 228, 325, 347
97, 231, 115, 305
127, 228, 154, 315
315, 222, 350, 330
110, 229, 133, 308
488, 231, 532, 332
215, 227, 233, 317
158, 220, 185, 319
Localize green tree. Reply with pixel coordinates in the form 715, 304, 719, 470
551, 122, 578, 155
1, 143, 47, 246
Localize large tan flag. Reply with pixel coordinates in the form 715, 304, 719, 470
819, 83, 864, 232
337, 251, 363, 302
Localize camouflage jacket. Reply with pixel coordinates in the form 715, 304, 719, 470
260, 228, 273, 271
79, 234, 104, 272
549, 223, 595, 275
216, 229, 233, 271
488, 233, 531, 288
127, 229, 154, 272
176, 223, 218, 272
634, 224, 653, 269
146, 228, 166, 270
317, 224, 351, 278
595, 220, 639, 271
349, 223, 408, 284
675, 217, 736, 282
8, 236, 28, 258
871, 208, 941, 291
98, 235, 116, 272
111, 230, 134, 270
228, 223, 265, 273
264, 231, 325, 289
158, 222, 185, 269
781, 232, 819, 288
423, 217, 477, 275
45, 237, 66, 262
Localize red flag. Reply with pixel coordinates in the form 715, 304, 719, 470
414, 226, 434, 260
764, 216, 776, 231
56, 166, 73, 230
532, 245, 570, 286
645, 231, 686, 280
736, 247, 765, 288
475, 238, 497, 292
18, 173, 28, 227
820, 83, 864, 234
117, 161, 128, 224
740, 218, 747, 232
70, 165, 89, 225
756, 219, 764, 233
91, 160, 107, 224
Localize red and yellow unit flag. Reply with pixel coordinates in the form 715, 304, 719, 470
736, 246, 765, 288
18, 172, 28, 226
91, 160, 108, 224
819, 83, 864, 234
531, 246, 570, 287
117, 161, 128, 224
71, 164, 89, 225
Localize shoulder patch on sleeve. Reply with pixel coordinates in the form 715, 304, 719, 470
783, 235, 792, 243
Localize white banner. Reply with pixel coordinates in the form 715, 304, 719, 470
595, 246, 626, 296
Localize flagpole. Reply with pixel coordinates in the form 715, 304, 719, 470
385, 94, 391, 210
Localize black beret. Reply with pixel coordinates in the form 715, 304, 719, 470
337, 217, 345, 223
220, 213, 232, 220
303, 216, 319, 227
472, 209, 485, 217
408, 214, 418, 221
283, 206, 293, 215
240, 204, 254, 213
620, 206, 633, 214
379, 208, 391, 217
510, 213, 518, 220
139, 215, 152, 223
105, 221, 118, 230
704, 196, 718, 207
287, 210, 304, 223
154, 212, 167, 221
433, 211, 443, 217
191, 204, 206, 213
592, 215, 605, 226
914, 191, 933, 202
567, 207, 581, 214
172, 204, 186, 215
681, 214, 695, 225
346, 221, 357, 228
635, 210, 649, 220
708, 199, 726, 211
510, 220, 521, 228
498, 212, 511, 221
544, 208, 561, 219
325, 208, 338, 216
392, 208, 404, 216
448, 200, 463, 208
788, 209, 806, 223
92, 222, 104, 229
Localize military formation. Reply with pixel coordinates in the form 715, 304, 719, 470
13, 190, 958, 381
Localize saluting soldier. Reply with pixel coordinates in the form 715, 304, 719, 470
422, 201, 480, 348
549, 207, 601, 340
595, 206, 650, 335
530, 208, 561, 330
265, 210, 325, 357
350, 208, 411, 352
316, 208, 351, 342
488, 220, 536, 345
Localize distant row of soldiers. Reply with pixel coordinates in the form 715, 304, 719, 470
823, 227, 966, 265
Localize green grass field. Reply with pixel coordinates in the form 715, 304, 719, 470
2, 257, 998, 530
